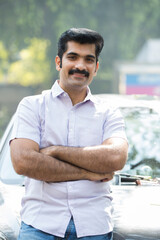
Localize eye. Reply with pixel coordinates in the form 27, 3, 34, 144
86, 58, 95, 63
67, 55, 76, 60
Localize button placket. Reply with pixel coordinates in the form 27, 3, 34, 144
67, 182, 75, 213
67, 108, 76, 146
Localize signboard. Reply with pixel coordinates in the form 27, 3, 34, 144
126, 73, 160, 96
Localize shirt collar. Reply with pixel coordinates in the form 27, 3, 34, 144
51, 80, 97, 104
51, 80, 65, 98
84, 87, 97, 103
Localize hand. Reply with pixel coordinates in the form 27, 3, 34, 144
101, 172, 115, 182
89, 172, 114, 182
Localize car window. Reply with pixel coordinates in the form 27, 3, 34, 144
121, 107, 160, 178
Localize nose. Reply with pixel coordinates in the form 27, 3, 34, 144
75, 58, 86, 71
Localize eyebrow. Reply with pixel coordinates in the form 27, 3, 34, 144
66, 52, 96, 59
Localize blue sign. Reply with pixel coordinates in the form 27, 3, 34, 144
126, 74, 160, 86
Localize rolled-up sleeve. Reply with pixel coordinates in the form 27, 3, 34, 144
103, 107, 127, 141
10, 96, 41, 145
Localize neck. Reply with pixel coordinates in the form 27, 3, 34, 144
57, 80, 88, 105
67, 88, 88, 105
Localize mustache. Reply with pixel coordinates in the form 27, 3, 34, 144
69, 69, 89, 77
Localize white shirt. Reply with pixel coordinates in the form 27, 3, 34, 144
11, 80, 127, 237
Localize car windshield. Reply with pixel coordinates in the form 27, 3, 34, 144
121, 107, 160, 178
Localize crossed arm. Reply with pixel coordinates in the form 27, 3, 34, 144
10, 137, 128, 183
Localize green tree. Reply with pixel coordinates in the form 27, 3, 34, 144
1, 0, 160, 91
8, 38, 51, 86
0, 41, 9, 82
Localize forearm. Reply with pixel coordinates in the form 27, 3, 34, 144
12, 149, 89, 182
14, 151, 113, 182
41, 138, 128, 174
10, 139, 113, 182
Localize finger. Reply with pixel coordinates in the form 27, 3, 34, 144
101, 178, 110, 182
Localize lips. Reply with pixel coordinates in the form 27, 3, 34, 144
72, 73, 86, 78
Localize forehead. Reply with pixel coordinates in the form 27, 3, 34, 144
65, 41, 96, 56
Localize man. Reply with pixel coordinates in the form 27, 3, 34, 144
10, 28, 128, 240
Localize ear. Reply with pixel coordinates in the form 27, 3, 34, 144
55, 56, 61, 71
94, 61, 99, 76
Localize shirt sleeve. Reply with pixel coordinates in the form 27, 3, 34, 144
10, 96, 41, 145
103, 106, 127, 142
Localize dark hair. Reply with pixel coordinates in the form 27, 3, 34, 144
57, 28, 104, 65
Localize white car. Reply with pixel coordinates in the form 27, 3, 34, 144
98, 94, 160, 240
0, 94, 160, 240
0, 115, 24, 240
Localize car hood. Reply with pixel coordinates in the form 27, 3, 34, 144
112, 185, 160, 239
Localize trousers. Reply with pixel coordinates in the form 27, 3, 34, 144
18, 218, 113, 240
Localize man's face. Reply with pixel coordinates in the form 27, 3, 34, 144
55, 41, 99, 92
